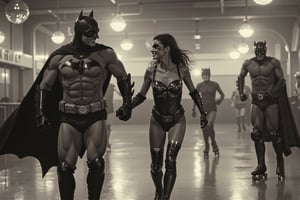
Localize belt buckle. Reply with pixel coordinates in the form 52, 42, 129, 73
78, 105, 88, 114
257, 93, 264, 101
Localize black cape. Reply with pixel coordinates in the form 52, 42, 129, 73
0, 43, 112, 177
251, 56, 300, 156
277, 85, 300, 156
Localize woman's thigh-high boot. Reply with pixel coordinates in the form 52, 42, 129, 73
163, 141, 181, 200
151, 148, 164, 200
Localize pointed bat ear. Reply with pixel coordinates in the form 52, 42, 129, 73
254, 41, 257, 46
263, 40, 266, 45
78, 10, 83, 20
89, 10, 94, 17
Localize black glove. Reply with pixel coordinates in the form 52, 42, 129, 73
200, 112, 208, 128
37, 89, 51, 128
240, 93, 248, 101
116, 105, 131, 121
116, 74, 134, 121
189, 89, 208, 128
236, 76, 247, 101
130, 92, 146, 109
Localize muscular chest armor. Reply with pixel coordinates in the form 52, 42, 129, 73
152, 66, 182, 115
59, 55, 107, 104
248, 57, 276, 93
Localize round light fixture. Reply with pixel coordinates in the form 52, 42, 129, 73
238, 42, 249, 54
51, 31, 65, 44
253, 0, 272, 5
239, 21, 254, 38
0, 31, 5, 44
120, 38, 133, 51
229, 50, 241, 59
110, 14, 127, 32
192, 69, 201, 76
5, 0, 30, 24
193, 34, 201, 40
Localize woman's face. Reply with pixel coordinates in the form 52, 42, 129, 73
150, 40, 167, 60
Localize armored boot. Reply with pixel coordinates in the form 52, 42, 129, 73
87, 157, 105, 200
150, 148, 164, 200
202, 127, 210, 159
163, 141, 181, 200
57, 162, 76, 200
209, 125, 219, 158
251, 142, 267, 180
272, 141, 285, 181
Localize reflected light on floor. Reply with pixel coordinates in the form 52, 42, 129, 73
42, 173, 56, 193
112, 159, 138, 200
230, 170, 249, 200
193, 150, 203, 188
14, 186, 25, 200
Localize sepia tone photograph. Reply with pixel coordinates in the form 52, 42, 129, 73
0, 0, 300, 199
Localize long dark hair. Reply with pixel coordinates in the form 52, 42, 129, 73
153, 33, 191, 69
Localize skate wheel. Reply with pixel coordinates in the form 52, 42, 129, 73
278, 175, 285, 182
214, 151, 219, 157
252, 173, 267, 181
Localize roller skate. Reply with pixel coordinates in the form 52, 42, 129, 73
213, 150, 220, 158
276, 161, 285, 182
212, 142, 219, 158
203, 150, 209, 159
251, 164, 267, 181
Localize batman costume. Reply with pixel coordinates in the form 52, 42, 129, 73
0, 10, 133, 200
237, 41, 300, 181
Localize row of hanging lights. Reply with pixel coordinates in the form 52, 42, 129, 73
229, 0, 273, 59
109, 2, 143, 51
0, 0, 272, 53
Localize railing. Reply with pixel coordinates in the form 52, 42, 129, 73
0, 102, 20, 125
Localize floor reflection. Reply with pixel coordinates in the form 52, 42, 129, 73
0, 124, 300, 200
200, 157, 219, 200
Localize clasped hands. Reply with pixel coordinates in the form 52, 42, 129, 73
116, 105, 132, 121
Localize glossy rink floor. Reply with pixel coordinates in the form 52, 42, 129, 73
1, 124, 300, 200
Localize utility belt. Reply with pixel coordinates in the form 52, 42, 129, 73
152, 106, 184, 124
252, 92, 277, 101
59, 99, 107, 115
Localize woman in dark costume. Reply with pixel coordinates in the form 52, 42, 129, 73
192, 68, 225, 158
128, 33, 207, 200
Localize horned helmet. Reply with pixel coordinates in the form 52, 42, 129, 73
72, 10, 99, 48
254, 41, 267, 59
201, 67, 211, 77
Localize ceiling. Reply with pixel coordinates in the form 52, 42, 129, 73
8, 0, 300, 57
